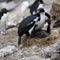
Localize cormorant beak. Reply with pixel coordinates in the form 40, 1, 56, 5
36, 10, 40, 14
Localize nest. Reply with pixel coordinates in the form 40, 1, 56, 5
21, 30, 58, 48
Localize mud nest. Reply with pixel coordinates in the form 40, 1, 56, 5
21, 30, 58, 48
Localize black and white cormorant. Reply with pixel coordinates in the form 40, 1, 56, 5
29, 0, 44, 15
17, 11, 40, 46
29, 8, 51, 37
17, 8, 51, 46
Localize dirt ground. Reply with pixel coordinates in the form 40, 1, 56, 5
0, 27, 18, 48
0, 26, 59, 49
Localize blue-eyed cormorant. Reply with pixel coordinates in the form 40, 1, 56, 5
29, 0, 44, 15
17, 11, 40, 46
17, 8, 51, 46
30, 8, 51, 37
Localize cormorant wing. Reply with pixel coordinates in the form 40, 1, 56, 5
19, 15, 36, 29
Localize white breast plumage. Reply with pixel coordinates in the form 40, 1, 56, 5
35, 13, 47, 30
28, 17, 39, 34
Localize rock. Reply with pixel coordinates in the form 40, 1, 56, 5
51, 40, 60, 60
51, 53, 60, 60
0, 0, 12, 2
43, 0, 53, 13
53, 20, 60, 28
0, 1, 18, 10
20, 1, 29, 14
42, 38, 60, 59
53, 0, 60, 4
6, 1, 30, 28
50, 0, 60, 20
23, 56, 50, 60
0, 45, 17, 57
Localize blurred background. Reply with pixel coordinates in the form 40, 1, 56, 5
0, 0, 60, 60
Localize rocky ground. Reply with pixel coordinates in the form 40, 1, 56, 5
0, 0, 60, 60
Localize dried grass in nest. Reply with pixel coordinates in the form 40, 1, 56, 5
21, 30, 58, 48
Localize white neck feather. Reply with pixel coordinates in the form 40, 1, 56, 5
37, 4, 43, 9
40, 12, 46, 20
40, 12, 45, 15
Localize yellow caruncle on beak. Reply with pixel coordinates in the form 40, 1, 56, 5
36, 10, 40, 14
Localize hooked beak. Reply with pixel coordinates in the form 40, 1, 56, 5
36, 10, 40, 14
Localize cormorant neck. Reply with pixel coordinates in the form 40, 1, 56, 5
40, 12, 46, 20
40, 12, 45, 15
36, 13, 40, 17
38, 4, 43, 9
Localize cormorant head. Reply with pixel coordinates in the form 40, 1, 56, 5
38, 8, 45, 13
1, 8, 8, 14
37, 0, 44, 4
6, 0, 13, 3
36, 8, 45, 14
